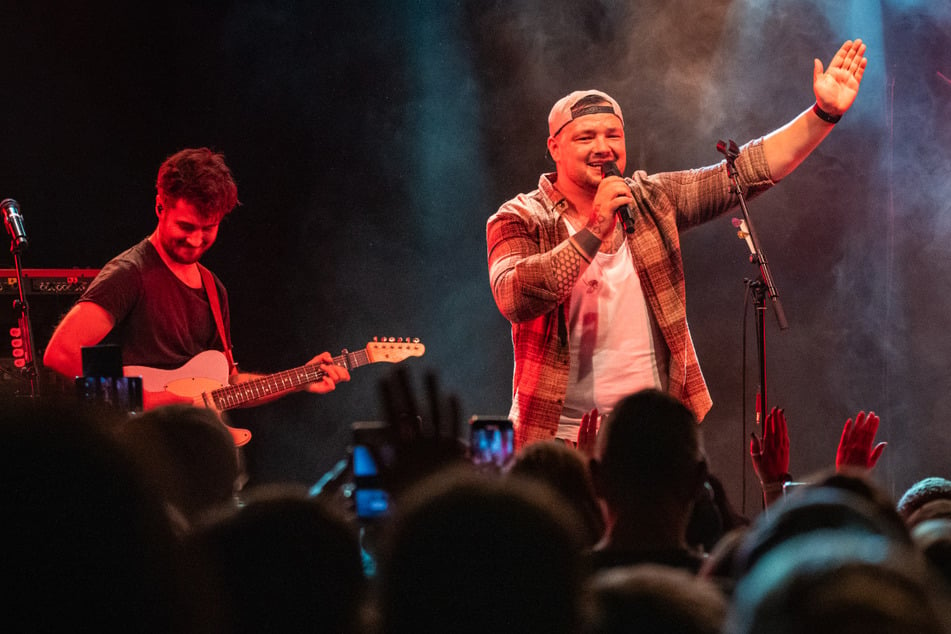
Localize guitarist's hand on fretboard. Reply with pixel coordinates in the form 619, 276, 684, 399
302, 351, 351, 393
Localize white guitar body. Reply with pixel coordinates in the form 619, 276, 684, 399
127, 350, 232, 403
125, 350, 250, 446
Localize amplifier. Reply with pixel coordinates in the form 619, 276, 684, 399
0, 268, 100, 295
0, 268, 99, 395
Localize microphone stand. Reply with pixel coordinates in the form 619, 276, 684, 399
716, 139, 787, 433
7, 225, 40, 398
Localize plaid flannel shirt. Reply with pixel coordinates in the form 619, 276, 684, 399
487, 138, 774, 447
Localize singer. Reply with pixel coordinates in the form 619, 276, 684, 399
43, 148, 348, 409
487, 39, 867, 448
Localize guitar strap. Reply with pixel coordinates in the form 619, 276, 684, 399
198, 264, 239, 377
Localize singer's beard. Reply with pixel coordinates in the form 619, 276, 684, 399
165, 240, 210, 265
584, 168, 604, 191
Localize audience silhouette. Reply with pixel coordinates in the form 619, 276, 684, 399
584, 563, 727, 634
726, 531, 951, 634
0, 397, 195, 632
505, 439, 606, 546
374, 465, 586, 634
912, 518, 951, 587
9, 369, 951, 633
113, 404, 243, 529
588, 389, 709, 572
182, 483, 366, 634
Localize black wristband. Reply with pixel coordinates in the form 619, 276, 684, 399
570, 229, 601, 261
812, 102, 842, 124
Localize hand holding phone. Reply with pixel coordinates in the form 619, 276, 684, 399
351, 421, 394, 520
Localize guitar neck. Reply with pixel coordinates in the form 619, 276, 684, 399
209, 348, 370, 410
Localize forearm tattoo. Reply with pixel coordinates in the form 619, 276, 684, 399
552, 240, 587, 298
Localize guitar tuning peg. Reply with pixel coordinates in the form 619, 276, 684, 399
413, 337, 420, 344
372, 336, 379, 342
397, 337, 404, 343
388, 337, 395, 343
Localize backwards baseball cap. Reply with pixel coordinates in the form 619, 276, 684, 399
548, 89, 624, 138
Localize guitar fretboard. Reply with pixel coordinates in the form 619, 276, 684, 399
209, 349, 370, 410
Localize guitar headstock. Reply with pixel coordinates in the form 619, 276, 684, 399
366, 337, 426, 363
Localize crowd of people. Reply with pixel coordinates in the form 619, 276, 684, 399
4, 367, 951, 633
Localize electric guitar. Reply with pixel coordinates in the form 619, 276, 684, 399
124, 338, 425, 446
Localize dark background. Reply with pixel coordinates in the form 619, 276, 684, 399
2, 0, 949, 515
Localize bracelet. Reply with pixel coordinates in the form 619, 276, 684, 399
812, 102, 842, 124
761, 473, 793, 495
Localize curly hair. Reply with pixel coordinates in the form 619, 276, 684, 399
156, 147, 239, 220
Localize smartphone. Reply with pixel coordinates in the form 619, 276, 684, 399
782, 481, 807, 496
75, 376, 144, 415
468, 416, 515, 468
351, 421, 394, 520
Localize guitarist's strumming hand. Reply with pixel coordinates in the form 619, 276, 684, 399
302, 351, 351, 394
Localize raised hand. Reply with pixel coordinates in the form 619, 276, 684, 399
750, 407, 790, 484
378, 365, 467, 495
576, 407, 600, 457
813, 39, 867, 115
836, 410, 886, 471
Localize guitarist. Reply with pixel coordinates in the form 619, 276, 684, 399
43, 147, 350, 409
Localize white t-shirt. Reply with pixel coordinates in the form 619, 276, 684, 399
557, 221, 663, 441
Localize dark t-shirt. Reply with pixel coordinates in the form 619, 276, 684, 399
80, 238, 231, 369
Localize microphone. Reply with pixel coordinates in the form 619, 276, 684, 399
600, 161, 636, 234
1, 199, 28, 251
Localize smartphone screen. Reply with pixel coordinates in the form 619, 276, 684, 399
351, 422, 393, 520
75, 376, 144, 415
469, 416, 514, 468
